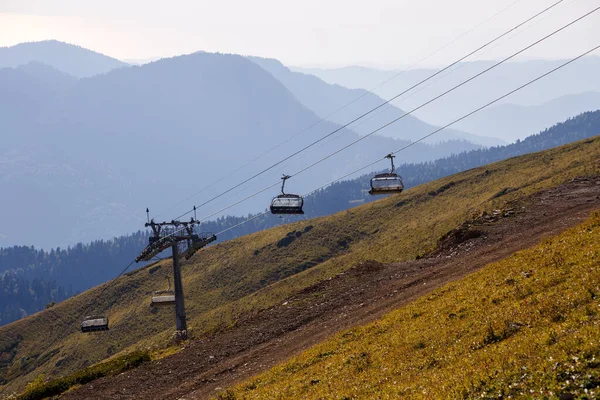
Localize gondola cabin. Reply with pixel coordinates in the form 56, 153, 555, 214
270, 194, 304, 214
81, 316, 109, 332
369, 173, 404, 195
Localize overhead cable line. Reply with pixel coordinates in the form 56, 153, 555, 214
168, 0, 566, 222
286, 3, 599, 177
37, 43, 599, 360
307, 45, 600, 197
55, 39, 600, 319
28, 0, 582, 368
350, 0, 576, 133
346, 0, 527, 103
30, 258, 137, 370
213, 43, 600, 238
153, 0, 529, 220
186, 5, 599, 226
28, 0, 591, 343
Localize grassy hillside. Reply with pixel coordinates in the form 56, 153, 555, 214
224, 211, 600, 399
1, 49, 478, 250
2, 111, 598, 329
1, 136, 599, 397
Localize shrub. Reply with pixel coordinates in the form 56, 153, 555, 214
18, 351, 151, 400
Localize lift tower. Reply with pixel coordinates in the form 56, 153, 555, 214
136, 209, 216, 340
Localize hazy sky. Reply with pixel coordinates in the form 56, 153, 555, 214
0, 0, 598, 67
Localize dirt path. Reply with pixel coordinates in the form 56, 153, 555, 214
62, 177, 600, 400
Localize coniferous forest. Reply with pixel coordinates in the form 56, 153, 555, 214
0, 232, 149, 326
1, 110, 598, 327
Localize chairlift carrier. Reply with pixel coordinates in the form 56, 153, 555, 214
369, 154, 404, 195
81, 315, 109, 332
151, 277, 176, 307
270, 174, 304, 214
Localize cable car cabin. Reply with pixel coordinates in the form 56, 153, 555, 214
271, 174, 304, 215
270, 194, 304, 215
81, 316, 109, 333
369, 153, 404, 195
151, 292, 176, 307
369, 173, 404, 195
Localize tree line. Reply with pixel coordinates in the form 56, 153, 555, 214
1, 110, 598, 326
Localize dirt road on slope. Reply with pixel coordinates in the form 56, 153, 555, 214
62, 177, 600, 400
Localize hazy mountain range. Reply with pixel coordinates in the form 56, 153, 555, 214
1, 109, 596, 328
450, 92, 600, 142
0, 41, 482, 249
0, 40, 128, 78
294, 57, 600, 141
2, 40, 597, 249
249, 57, 503, 146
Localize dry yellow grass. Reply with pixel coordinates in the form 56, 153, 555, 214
225, 211, 600, 399
1, 137, 599, 397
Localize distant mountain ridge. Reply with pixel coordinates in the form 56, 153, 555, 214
0, 62, 77, 148
1, 111, 597, 329
451, 92, 600, 142
2, 40, 596, 251
0, 40, 128, 78
250, 56, 504, 147
15, 61, 77, 88
1, 50, 480, 249
1, 114, 599, 397
293, 57, 600, 108
293, 57, 600, 141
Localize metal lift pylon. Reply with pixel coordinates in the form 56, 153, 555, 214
136, 208, 216, 340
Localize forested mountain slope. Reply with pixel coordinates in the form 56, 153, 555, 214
451, 92, 600, 142
294, 56, 600, 131
0, 232, 148, 327
1, 50, 479, 249
1, 111, 598, 328
1, 132, 599, 397
250, 57, 502, 146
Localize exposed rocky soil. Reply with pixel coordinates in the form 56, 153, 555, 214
62, 177, 600, 400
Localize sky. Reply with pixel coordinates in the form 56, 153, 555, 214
0, 0, 598, 67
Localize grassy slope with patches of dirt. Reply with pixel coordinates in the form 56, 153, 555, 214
1, 136, 599, 397
226, 212, 600, 399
